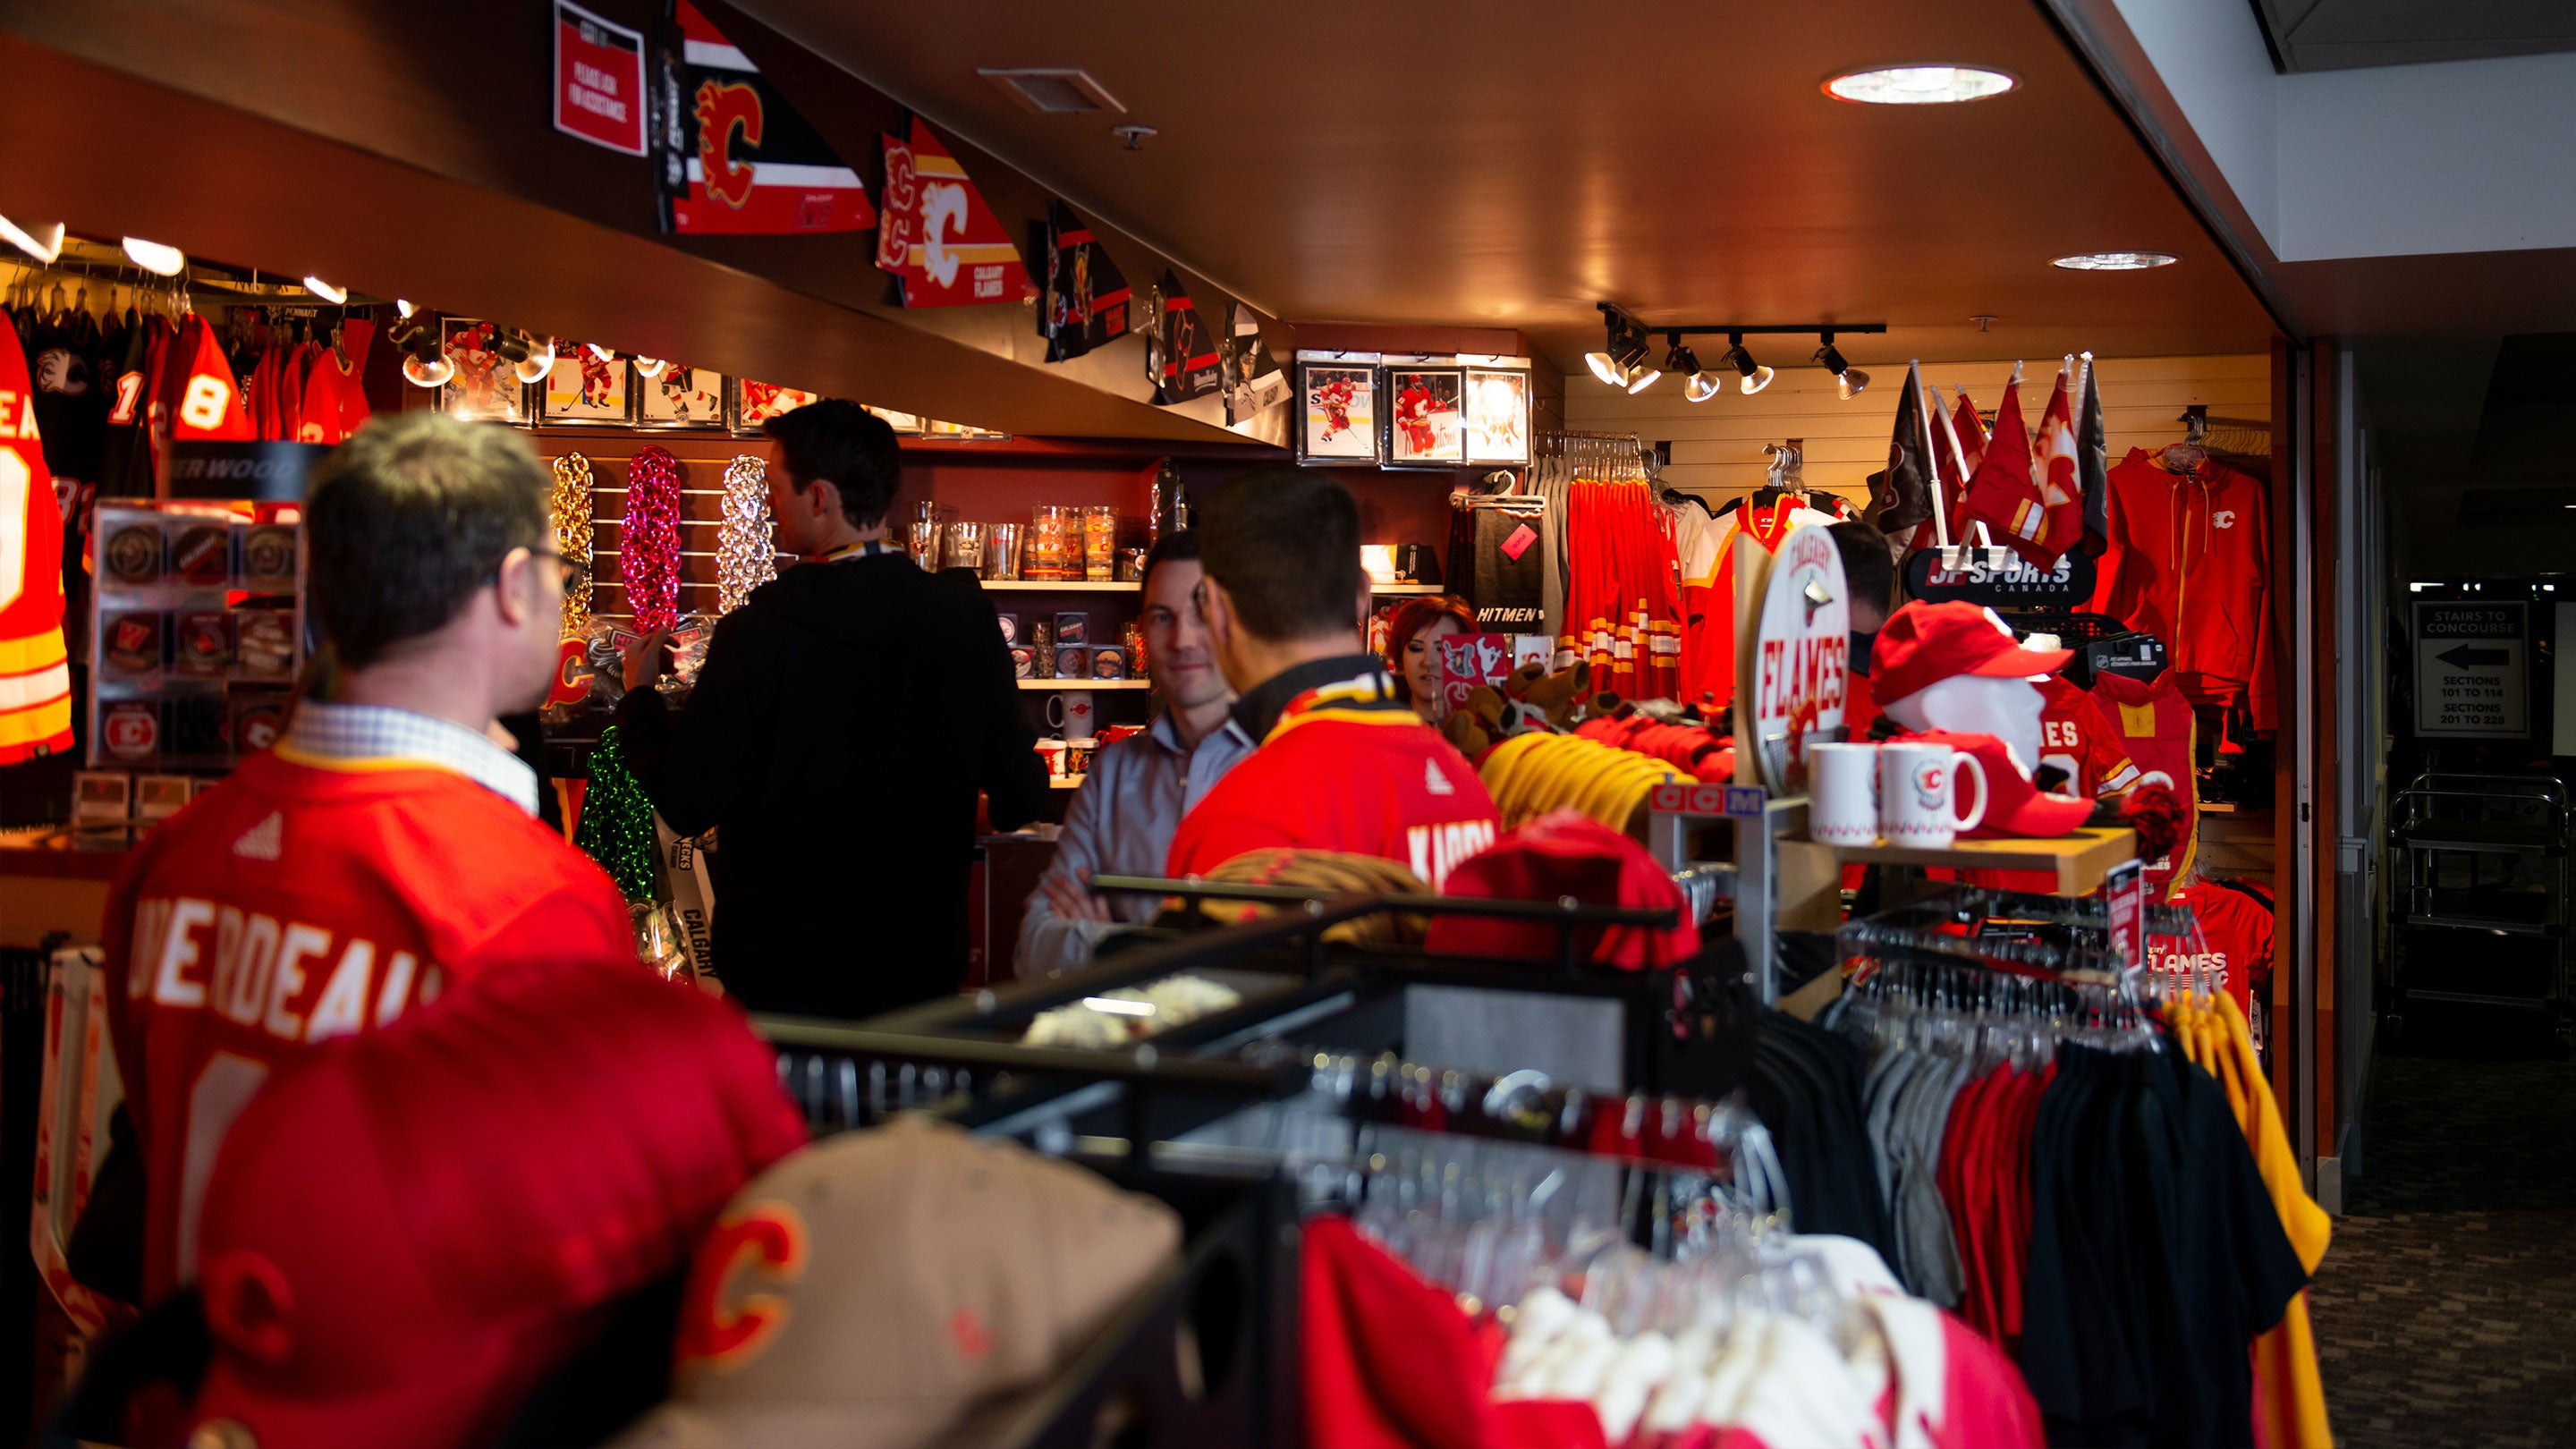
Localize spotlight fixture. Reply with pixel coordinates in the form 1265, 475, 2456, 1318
1586, 310, 1655, 388
1723, 334, 1774, 395
1668, 337, 1722, 403
302, 275, 347, 305
1824, 65, 2017, 105
632, 356, 670, 378
2051, 250, 2178, 271
513, 335, 558, 385
121, 237, 186, 276
394, 299, 416, 318
394, 322, 452, 388
1814, 335, 1869, 400
0, 215, 64, 265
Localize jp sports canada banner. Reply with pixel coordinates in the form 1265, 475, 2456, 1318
656, 0, 875, 234
1039, 200, 1132, 362
1148, 270, 1222, 405
877, 117, 1030, 308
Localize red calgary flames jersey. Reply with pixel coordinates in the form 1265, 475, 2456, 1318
1168, 674, 1500, 891
2149, 878, 2275, 1019
2036, 676, 2139, 799
0, 323, 72, 763
102, 750, 632, 1303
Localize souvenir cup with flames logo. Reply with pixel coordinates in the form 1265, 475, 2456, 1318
1878, 740, 1987, 849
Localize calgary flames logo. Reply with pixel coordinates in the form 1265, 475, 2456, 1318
675, 1200, 808, 1371
693, 80, 765, 209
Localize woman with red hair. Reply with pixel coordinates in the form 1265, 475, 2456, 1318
1385, 594, 1476, 724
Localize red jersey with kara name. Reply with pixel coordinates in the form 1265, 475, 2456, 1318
102, 749, 632, 1305
1168, 674, 1499, 890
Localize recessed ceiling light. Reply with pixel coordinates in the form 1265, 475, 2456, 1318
1825, 65, 2018, 105
2052, 250, 2180, 271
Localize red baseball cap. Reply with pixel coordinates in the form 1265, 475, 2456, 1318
1910, 729, 2098, 838
187, 963, 807, 1449
1869, 601, 2073, 707
1425, 809, 1701, 969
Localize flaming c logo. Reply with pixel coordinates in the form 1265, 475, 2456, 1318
693, 80, 765, 209
676, 1200, 808, 1371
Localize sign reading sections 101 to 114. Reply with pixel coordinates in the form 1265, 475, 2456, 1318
2412, 599, 2525, 737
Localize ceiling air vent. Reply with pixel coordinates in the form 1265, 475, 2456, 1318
979, 68, 1124, 116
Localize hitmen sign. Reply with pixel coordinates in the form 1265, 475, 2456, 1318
2413, 600, 2525, 737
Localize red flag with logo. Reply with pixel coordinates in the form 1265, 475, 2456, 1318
2028, 363, 2085, 561
657, 0, 875, 235
1959, 373, 2063, 566
874, 117, 1029, 308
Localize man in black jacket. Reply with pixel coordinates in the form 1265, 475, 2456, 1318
617, 400, 1046, 1018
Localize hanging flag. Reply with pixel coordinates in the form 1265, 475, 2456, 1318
2076, 353, 2111, 560
656, 0, 875, 235
1038, 201, 1132, 362
1223, 300, 1289, 426
2029, 360, 2086, 561
1958, 369, 2059, 566
1951, 388, 1987, 478
1148, 271, 1222, 405
1865, 361, 1933, 534
1908, 386, 1987, 553
874, 117, 1029, 308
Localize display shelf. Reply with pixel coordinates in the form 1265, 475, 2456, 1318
983, 580, 1140, 593
1368, 582, 1445, 596
1820, 826, 2140, 897
1050, 774, 1088, 791
1018, 680, 1153, 691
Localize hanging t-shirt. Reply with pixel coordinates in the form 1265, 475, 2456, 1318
1680, 493, 1835, 708
29, 311, 107, 487
1445, 497, 1548, 633
98, 312, 164, 498
2154, 878, 2275, 1020
2090, 666, 2197, 900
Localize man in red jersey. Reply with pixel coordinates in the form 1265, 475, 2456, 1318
98, 412, 632, 1306
1167, 469, 1499, 890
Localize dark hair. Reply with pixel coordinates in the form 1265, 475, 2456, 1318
1140, 529, 1200, 591
1384, 593, 1474, 696
305, 412, 549, 670
764, 399, 900, 529
1197, 468, 1364, 641
1828, 520, 1895, 623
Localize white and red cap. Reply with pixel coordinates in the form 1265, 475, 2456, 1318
1871, 601, 2073, 705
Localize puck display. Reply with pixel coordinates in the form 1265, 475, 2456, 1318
242, 525, 297, 589
103, 703, 160, 761
105, 525, 164, 586
232, 699, 286, 755
235, 609, 295, 679
176, 612, 235, 674
105, 613, 165, 674
173, 525, 233, 587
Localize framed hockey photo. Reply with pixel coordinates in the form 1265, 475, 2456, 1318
538, 345, 634, 427
725, 378, 821, 437
864, 405, 922, 435
1293, 360, 1379, 464
1384, 366, 1466, 467
635, 365, 725, 429
436, 318, 532, 424
1463, 367, 1531, 464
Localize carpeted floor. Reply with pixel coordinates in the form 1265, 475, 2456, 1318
2307, 1031, 2576, 1448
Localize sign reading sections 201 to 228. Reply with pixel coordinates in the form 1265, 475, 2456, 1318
2413, 600, 2525, 737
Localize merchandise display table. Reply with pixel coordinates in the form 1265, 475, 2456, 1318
1823, 826, 2140, 896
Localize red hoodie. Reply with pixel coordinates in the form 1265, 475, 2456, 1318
2089, 451, 2276, 731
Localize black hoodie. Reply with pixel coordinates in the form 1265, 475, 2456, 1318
616, 552, 1046, 1018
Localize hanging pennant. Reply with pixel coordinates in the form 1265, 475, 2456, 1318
656, 0, 876, 235
1148, 271, 1222, 405
1038, 201, 1132, 362
1224, 300, 1289, 426
873, 117, 1030, 307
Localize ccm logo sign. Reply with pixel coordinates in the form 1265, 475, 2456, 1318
1647, 784, 1767, 818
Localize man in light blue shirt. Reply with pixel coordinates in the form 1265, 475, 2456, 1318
1015, 532, 1251, 976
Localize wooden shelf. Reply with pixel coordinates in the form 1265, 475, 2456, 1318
1049, 775, 1087, 790
898, 435, 1281, 462
1018, 680, 1152, 691
1369, 582, 1446, 595
983, 580, 1140, 593
1820, 826, 2140, 896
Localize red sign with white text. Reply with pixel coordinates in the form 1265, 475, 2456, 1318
554, 1, 648, 156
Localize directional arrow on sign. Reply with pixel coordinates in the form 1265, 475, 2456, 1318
2437, 644, 2510, 668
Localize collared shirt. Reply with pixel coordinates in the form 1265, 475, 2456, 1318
1014, 708, 1255, 977
273, 699, 540, 816
1228, 652, 1402, 743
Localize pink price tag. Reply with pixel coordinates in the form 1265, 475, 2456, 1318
1500, 523, 1538, 562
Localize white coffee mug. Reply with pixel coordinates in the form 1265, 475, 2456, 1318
1879, 741, 1987, 848
1809, 741, 1881, 846
1046, 691, 1097, 734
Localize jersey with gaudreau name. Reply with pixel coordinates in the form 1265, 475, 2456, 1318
102, 748, 632, 1305
1166, 685, 1500, 891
